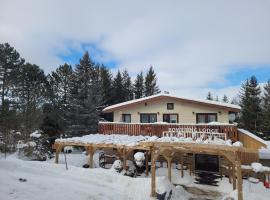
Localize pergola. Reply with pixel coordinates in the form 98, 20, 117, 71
54, 139, 258, 200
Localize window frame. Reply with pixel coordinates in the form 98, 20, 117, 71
163, 113, 179, 123
122, 114, 131, 123
196, 113, 218, 124
140, 113, 157, 123
167, 103, 174, 110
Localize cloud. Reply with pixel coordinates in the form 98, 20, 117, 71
1, 0, 270, 99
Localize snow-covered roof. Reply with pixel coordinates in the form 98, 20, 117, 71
103, 94, 241, 112
55, 133, 238, 147
238, 129, 267, 146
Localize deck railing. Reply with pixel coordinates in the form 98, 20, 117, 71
98, 122, 238, 141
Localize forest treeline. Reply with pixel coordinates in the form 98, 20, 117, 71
0, 43, 160, 138
1, 43, 270, 141
206, 76, 270, 139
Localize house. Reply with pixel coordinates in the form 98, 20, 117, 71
100, 94, 267, 150
102, 93, 241, 124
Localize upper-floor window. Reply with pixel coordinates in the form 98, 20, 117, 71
163, 114, 178, 123
167, 103, 174, 110
196, 113, 217, 124
122, 114, 131, 123
140, 113, 157, 123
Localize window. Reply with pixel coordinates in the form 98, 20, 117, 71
140, 113, 157, 123
167, 103, 174, 110
122, 114, 131, 123
196, 113, 217, 124
163, 114, 178, 123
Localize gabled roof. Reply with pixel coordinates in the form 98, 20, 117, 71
103, 94, 241, 113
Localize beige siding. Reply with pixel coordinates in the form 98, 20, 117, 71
113, 98, 230, 123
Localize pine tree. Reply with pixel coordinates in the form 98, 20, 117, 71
144, 66, 160, 96
67, 51, 101, 136
99, 65, 113, 106
122, 69, 133, 101
222, 95, 229, 103
215, 96, 219, 101
261, 80, 270, 137
0, 43, 24, 125
206, 92, 213, 100
239, 76, 262, 132
112, 70, 125, 104
134, 72, 144, 99
44, 64, 73, 135
13, 63, 47, 132
47, 63, 73, 107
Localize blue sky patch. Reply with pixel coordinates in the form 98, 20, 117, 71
56, 42, 119, 68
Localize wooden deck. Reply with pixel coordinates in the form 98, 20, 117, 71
98, 122, 239, 141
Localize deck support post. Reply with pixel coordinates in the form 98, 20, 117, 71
55, 144, 62, 164
150, 147, 156, 197
232, 164, 236, 190
123, 148, 127, 171
167, 157, 172, 182
236, 161, 243, 200
181, 153, 184, 178
145, 151, 149, 176
88, 146, 95, 168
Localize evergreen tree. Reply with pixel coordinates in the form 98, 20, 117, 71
13, 63, 47, 132
206, 92, 213, 100
261, 80, 270, 137
0, 43, 24, 127
44, 64, 73, 136
144, 66, 160, 96
239, 76, 262, 132
222, 95, 229, 103
122, 69, 133, 101
112, 70, 125, 104
99, 65, 113, 106
67, 52, 101, 136
215, 96, 219, 102
47, 63, 73, 107
134, 72, 144, 99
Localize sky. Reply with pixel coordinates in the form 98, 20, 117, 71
1, 0, 270, 100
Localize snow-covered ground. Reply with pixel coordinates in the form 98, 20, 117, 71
1, 152, 270, 200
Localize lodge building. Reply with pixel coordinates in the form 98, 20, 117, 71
102, 94, 240, 124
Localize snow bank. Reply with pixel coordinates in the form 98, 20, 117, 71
259, 148, 270, 159
30, 130, 41, 138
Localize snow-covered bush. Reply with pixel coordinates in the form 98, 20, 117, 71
134, 152, 145, 167
110, 160, 123, 173
17, 130, 52, 161
0, 130, 22, 153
